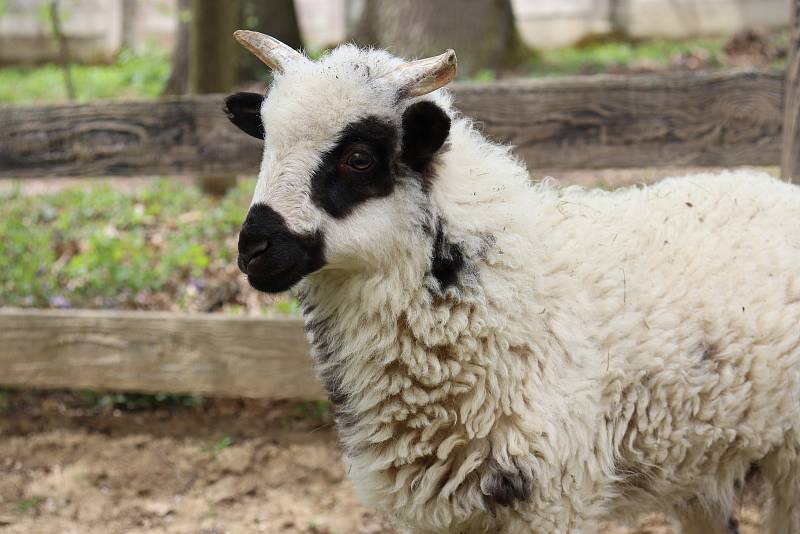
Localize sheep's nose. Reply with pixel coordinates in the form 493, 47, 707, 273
237, 238, 270, 274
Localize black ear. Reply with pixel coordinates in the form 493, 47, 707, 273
401, 101, 451, 173
223, 92, 265, 139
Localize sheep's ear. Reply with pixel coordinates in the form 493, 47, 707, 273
401, 101, 451, 173
223, 92, 265, 139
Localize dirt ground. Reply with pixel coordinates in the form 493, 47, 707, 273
0, 391, 763, 534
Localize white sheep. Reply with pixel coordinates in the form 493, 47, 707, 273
226, 30, 800, 534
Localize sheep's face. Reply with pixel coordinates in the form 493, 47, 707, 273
226, 35, 455, 294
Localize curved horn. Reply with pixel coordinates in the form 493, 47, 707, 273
233, 30, 307, 73
380, 49, 457, 98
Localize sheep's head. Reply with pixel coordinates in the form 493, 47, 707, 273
227, 31, 457, 293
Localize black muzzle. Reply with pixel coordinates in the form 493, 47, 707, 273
237, 204, 325, 293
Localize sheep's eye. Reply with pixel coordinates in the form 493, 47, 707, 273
345, 150, 374, 171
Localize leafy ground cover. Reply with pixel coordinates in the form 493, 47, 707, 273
0, 47, 169, 104
533, 29, 788, 75
0, 177, 296, 316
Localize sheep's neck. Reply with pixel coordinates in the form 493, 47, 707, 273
299, 238, 534, 460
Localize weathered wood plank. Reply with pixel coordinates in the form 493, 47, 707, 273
0, 69, 786, 177
0, 308, 324, 399
457, 69, 785, 170
782, 0, 800, 181
0, 96, 261, 178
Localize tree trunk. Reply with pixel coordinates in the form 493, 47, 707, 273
239, 0, 303, 83
190, 0, 240, 194
162, 0, 191, 96
346, 0, 527, 78
121, 0, 138, 52
48, 0, 76, 100
608, 0, 628, 36
190, 0, 239, 93
783, 0, 800, 181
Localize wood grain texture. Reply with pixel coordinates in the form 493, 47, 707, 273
0, 95, 264, 178
0, 308, 324, 399
0, 70, 786, 177
782, 0, 800, 181
454, 69, 785, 170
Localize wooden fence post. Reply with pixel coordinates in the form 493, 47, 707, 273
782, 0, 800, 181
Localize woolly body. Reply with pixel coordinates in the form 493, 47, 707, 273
241, 45, 800, 533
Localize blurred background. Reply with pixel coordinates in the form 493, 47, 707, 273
0, 0, 791, 98
0, 1, 793, 533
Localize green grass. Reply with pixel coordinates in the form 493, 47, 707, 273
529, 36, 727, 77
80, 390, 204, 410
295, 400, 331, 420
17, 497, 43, 513
0, 178, 251, 309
0, 47, 169, 104
206, 435, 233, 455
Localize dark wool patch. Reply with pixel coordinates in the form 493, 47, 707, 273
223, 92, 265, 139
430, 217, 465, 291
310, 102, 451, 219
702, 342, 719, 362
310, 117, 398, 219
477, 233, 496, 260
482, 463, 533, 508
297, 293, 354, 434
735, 461, 761, 491
317, 361, 349, 407
614, 460, 657, 498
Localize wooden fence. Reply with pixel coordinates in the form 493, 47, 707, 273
0, 308, 323, 399
0, 2, 798, 399
0, 70, 789, 176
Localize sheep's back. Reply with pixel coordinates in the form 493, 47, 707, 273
513, 170, 800, 507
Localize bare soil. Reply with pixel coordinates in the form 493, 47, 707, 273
0, 391, 763, 534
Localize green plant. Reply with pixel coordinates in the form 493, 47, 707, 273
18, 497, 43, 513
80, 390, 204, 410
273, 296, 300, 316
206, 435, 233, 454
295, 400, 331, 420
0, 178, 252, 308
0, 46, 169, 104
470, 68, 496, 82
529, 37, 728, 77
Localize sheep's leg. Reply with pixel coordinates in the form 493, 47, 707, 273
761, 442, 800, 534
672, 500, 734, 534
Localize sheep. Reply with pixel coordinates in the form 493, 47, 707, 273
226, 30, 800, 534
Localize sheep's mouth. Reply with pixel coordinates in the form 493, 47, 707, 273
237, 203, 325, 294
244, 250, 315, 293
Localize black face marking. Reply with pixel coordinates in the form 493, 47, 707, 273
481, 462, 533, 508
727, 517, 741, 534
297, 292, 357, 442
401, 101, 451, 180
237, 204, 325, 293
311, 117, 397, 219
431, 217, 465, 290
223, 92, 265, 139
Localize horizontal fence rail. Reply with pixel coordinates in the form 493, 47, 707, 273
0, 308, 324, 399
0, 69, 786, 177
